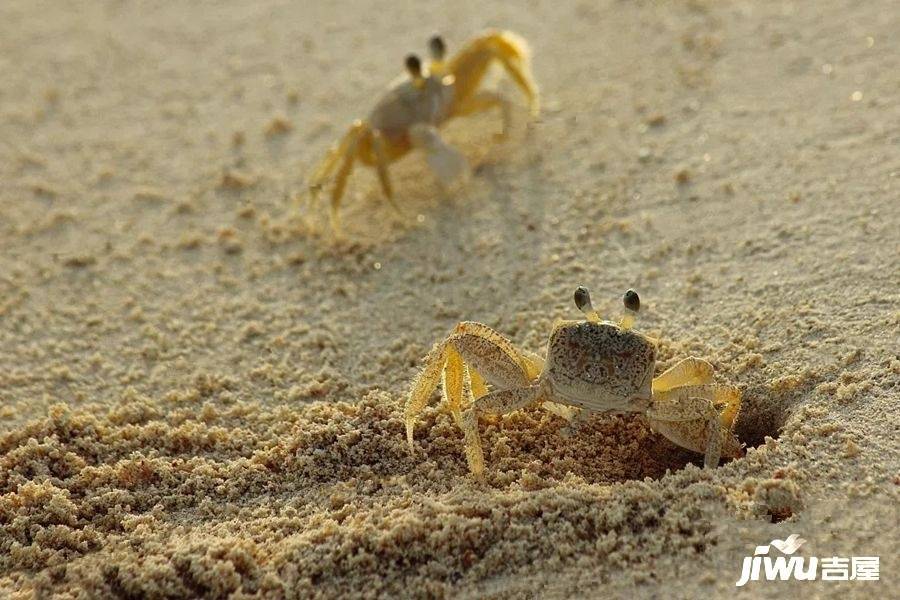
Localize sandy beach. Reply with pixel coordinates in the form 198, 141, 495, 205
1, 0, 898, 597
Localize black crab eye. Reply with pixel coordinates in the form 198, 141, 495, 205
573, 286, 592, 312
428, 35, 446, 60
623, 289, 640, 312
405, 54, 422, 77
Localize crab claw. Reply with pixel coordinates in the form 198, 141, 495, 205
410, 123, 471, 189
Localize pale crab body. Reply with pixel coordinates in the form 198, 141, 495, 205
540, 320, 655, 414
404, 288, 743, 479
366, 74, 454, 143
307, 30, 539, 233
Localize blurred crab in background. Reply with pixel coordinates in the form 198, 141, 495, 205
404, 287, 744, 480
307, 30, 540, 233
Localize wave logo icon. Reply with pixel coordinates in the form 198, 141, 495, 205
767, 534, 806, 555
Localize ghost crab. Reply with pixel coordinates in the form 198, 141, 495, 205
404, 287, 743, 479
307, 30, 539, 233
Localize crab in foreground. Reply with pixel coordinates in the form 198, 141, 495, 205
307, 30, 539, 233
404, 287, 743, 479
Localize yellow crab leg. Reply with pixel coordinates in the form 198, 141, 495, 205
646, 388, 723, 468
469, 367, 489, 399
460, 381, 544, 480
405, 321, 534, 447
371, 130, 406, 216
451, 321, 533, 380
405, 339, 449, 446
448, 31, 540, 116
715, 384, 742, 429
442, 346, 465, 426
486, 32, 540, 116
451, 90, 512, 137
308, 120, 364, 196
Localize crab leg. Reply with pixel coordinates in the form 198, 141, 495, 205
306, 120, 370, 233
461, 335, 571, 425
714, 384, 742, 429
451, 90, 513, 137
469, 367, 489, 399
409, 123, 470, 188
309, 120, 365, 197
516, 346, 581, 422
405, 339, 451, 445
448, 31, 540, 116
461, 382, 544, 479
404, 321, 535, 447
329, 149, 357, 233
443, 347, 491, 425
308, 136, 348, 195
328, 128, 370, 233
404, 337, 489, 444
371, 131, 405, 216
489, 37, 540, 116
647, 385, 735, 468
442, 347, 466, 426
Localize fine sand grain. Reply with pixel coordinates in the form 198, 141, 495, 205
1, 1, 898, 598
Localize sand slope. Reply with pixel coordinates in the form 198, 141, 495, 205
1, 0, 898, 597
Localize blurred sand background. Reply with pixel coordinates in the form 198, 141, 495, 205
1, 0, 898, 597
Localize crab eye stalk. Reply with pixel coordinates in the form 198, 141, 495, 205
573, 286, 600, 323
620, 289, 640, 330
429, 35, 446, 61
